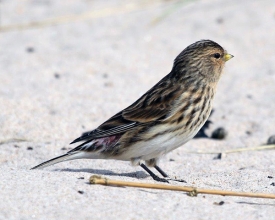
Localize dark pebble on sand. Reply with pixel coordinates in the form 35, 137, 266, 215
102, 73, 108, 78
213, 153, 223, 160
216, 17, 224, 24
54, 73, 60, 79
27, 147, 33, 150
26, 47, 34, 53
213, 201, 224, 206
267, 135, 275, 145
211, 127, 228, 140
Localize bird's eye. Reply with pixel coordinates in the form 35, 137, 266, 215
213, 53, 221, 59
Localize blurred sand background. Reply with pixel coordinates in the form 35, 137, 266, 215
1, 0, 275, 219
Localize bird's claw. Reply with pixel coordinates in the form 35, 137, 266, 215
152, 176, 170, 183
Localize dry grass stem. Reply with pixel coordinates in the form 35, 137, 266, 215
0, 1, 163, 32
90, 175, 275, 199
0, 138, 29, 145
186, 145, 275, 154
150, 0, 197, 25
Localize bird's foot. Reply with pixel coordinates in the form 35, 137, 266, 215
152, 175, 170, 183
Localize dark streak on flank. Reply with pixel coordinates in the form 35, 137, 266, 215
177, 115, 184, 124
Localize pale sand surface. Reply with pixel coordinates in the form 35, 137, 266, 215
1, 0, 275, 219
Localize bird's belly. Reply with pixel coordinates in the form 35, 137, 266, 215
118, 128, 198, 162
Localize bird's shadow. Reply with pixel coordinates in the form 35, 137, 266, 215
56, 168, 149, 179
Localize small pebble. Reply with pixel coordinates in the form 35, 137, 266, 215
216, 17, 224, 24
14, 145, 20, 148
54, 73, 60, 79
267, 135, 275, 145
104, 82, 113, 87
270, 183, 275, 186
61, 147, 67, 150
78, 190, 84, 194
27, 147, 33, 150
268, 176, 273, 179
169, 158, 175, 162
211, 127, 228, 140
246, 94, 252, 99
26, 47, 34, 53
102, 73, 108, 78
50, 110, 56, 115
78, 177, 84, 179
213, 201, 225, 206
213, 153, 224, 160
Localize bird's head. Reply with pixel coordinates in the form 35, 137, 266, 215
172, 40, 233, 83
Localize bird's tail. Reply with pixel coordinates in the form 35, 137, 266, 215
30, 152, 87, 170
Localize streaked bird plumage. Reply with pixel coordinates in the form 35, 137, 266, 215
31, 40, 233, 182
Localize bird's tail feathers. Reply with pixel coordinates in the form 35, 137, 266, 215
30, 152, 87, 170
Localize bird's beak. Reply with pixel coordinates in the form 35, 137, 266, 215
224, 53, 234, 62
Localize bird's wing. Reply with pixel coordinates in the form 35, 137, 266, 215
122, 76, 182, 122
70, 112, 137, 144
71, 76, 182, 144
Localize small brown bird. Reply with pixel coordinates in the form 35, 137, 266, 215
31, 40, 233, 182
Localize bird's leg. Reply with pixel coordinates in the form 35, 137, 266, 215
154, 165, 169, 177
140, 163, 169, 183
154, 165, 187, 183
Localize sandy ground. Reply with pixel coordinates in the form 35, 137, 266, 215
1, 0, 275, 219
